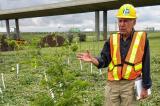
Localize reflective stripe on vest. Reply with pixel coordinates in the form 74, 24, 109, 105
112, 34, 119, 80
123, 32, 143, 79
108, 61, 114, 71
134, 62, 142, 71
108, 34, 121, 80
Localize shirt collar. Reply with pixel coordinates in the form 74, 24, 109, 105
120, 29, 135, 40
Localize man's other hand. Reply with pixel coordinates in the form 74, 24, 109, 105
140, 88, 148, 99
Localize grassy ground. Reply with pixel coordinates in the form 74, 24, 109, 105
0, 32, 160, 106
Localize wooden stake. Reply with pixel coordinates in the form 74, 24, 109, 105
99, 69, 102, 75
49, 89, 55, 99
80, 60, 82, 70
0, 87, 4, 103
44, 72, 48, 82
91, 63, 93, 73
1, 73, 5, 89
16, 64, 19, 78
67, 57, 70, 65
44, 72, 55, 99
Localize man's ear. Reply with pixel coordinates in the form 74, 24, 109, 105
133, 19, 136, 26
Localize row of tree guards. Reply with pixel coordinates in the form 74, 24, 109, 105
1, 73, 6, 103
0, 30, 105, 102
0, 63, 19, 103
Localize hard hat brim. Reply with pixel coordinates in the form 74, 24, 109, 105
116, 15, 137, 19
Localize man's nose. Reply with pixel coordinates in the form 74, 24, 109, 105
120, 21, 125, 26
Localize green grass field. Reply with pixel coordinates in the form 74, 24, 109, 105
0, 32, 160, 106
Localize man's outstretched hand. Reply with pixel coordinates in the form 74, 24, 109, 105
76, 50, 99, 66
76, 50, 93, 62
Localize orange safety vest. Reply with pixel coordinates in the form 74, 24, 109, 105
108, 32, 146, 81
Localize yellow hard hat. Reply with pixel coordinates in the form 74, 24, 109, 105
116, 4, 137, 19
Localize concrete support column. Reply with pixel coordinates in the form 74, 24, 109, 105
5, 19, 10, 37
95, 11, 100, 41
15, 18, 20, 39
103, 10, 107, 41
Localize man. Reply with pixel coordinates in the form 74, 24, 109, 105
77, 4, 152, 106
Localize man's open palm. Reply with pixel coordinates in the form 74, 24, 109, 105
77, 51, 93, 62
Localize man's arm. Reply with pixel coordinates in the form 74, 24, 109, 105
77, 40, 111, 68
142, 38, 152, 89
96, 40, 111, 68
141, 36, 152, 99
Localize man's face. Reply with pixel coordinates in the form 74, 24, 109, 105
118, 18, 136, 35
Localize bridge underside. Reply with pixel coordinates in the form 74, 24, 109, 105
0, 0, 159, 40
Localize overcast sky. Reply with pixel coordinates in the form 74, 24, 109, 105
0, 0, 160, 32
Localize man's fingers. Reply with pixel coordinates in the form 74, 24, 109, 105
87, 50, 89, 54
140, 90, 148, 99
77, 53, 86, 56
76, 53, 84, 58
76, 52, 89, 58
87, 50, 92, 58
77, 57, 82, 60
77, 57, 88, 62
76, 54, 81, 57
141, 95, 147, 100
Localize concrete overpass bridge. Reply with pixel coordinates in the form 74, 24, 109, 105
0, 0, 160, 40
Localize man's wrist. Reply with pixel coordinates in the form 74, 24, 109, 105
144, 87, 150, 90
91, 57, 99, 66
91, 57, 96, 63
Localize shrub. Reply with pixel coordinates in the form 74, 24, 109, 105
78, 33, 86, 42
66, 33, 73, 44
7, 39, 19, 50
0, 34, 19, 51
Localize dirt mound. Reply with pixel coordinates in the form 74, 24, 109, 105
39, 34, 65, 47
0, 34, 19, 51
